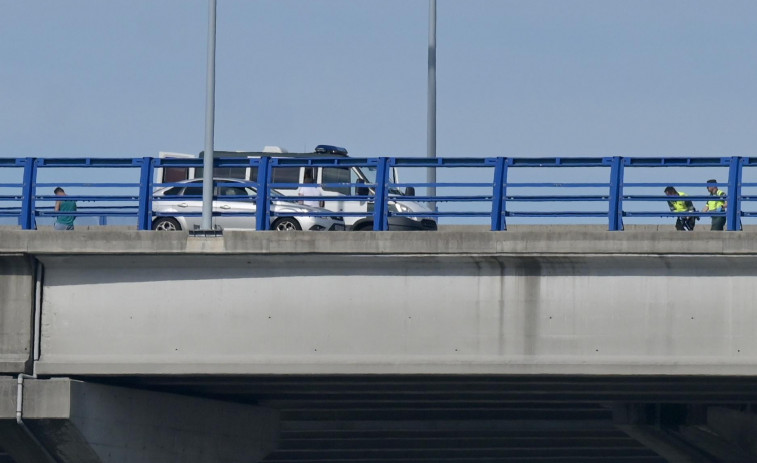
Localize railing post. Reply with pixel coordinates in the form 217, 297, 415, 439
255, 157, 271, 230
20, 157, 37, 230
137, 157, 154, 230
373, 157, 389, 231
608, 156, 624, 231
490, 157, 508, 231
726, 156, 742, 231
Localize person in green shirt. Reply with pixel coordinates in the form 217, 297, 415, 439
53, 187, 76, 230
664, 186, 697, 231
701, 179, 727, 231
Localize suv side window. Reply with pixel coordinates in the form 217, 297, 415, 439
322, 167, 351, 195
214, 167, 247, 180
164, 167, 190, 183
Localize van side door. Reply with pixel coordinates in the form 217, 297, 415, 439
321, 166, 362, 228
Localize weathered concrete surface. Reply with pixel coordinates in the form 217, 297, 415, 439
2, 229, 757, 376
0, 255, 35, 374
31, 254, 757, 376
2, 229, 757, 461
0, 377, 279, 463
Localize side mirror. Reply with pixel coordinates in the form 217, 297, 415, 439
404, 186, 415, 197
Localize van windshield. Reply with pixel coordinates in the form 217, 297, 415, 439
360, 166, 402, 195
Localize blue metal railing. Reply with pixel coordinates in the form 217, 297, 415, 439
0, 155, 753, 231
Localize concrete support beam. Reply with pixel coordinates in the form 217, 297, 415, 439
0, 377, 279, 463
0, 255, 35, 374
33, 253, 757, 376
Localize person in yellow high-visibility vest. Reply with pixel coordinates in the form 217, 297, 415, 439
664, 186, 697, 231
701, 179, 727, 231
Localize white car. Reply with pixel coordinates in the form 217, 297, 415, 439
151, 178, 345, 231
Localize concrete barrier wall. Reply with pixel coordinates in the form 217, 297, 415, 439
34, 252, 757, 376
6, 228, 757, 255
0, 255, 35, 374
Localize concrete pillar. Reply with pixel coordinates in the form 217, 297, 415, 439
0, 420, 57, 463
0, 255, 35, 374
707, 406, 757, 457
0, 377, 279, 463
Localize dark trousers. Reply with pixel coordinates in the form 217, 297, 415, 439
675, 217, 696, 231
711, 216, 726, 231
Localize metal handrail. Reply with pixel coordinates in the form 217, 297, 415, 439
0, 155, 750, 231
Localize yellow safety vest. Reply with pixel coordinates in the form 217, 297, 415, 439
669, 192, 692, 212
707, 189, 726, 212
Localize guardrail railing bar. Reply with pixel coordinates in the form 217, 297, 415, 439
6, 155, 757, 230
20, 158, 37, 230
372, 157, 389, 231
255, 156, 271, 231
727, 156, 743, 231
137, 157, 154, 231
608, 156, 624, 231
490, 157, 507, 231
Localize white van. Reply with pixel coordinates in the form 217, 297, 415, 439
157, 147, 437, 231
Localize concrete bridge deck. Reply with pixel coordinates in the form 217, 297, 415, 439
2, 228, 757, 462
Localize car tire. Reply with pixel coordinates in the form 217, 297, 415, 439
152, 217, 181, 231
352, 222, 373, 231
272, 217, 302, 231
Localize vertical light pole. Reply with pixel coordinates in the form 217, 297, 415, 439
427, 0, 437, 208
201, 0, 217, 230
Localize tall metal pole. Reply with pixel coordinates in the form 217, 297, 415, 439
201, 0, 217, 230
427, 0, 437, 207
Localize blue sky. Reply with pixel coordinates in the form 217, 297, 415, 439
2, 0, 757, 159
2, 1, 756, 227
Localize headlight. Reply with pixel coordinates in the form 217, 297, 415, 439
389, 202, 412, 214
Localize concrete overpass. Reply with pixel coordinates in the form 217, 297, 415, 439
3, 228, 757, 462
